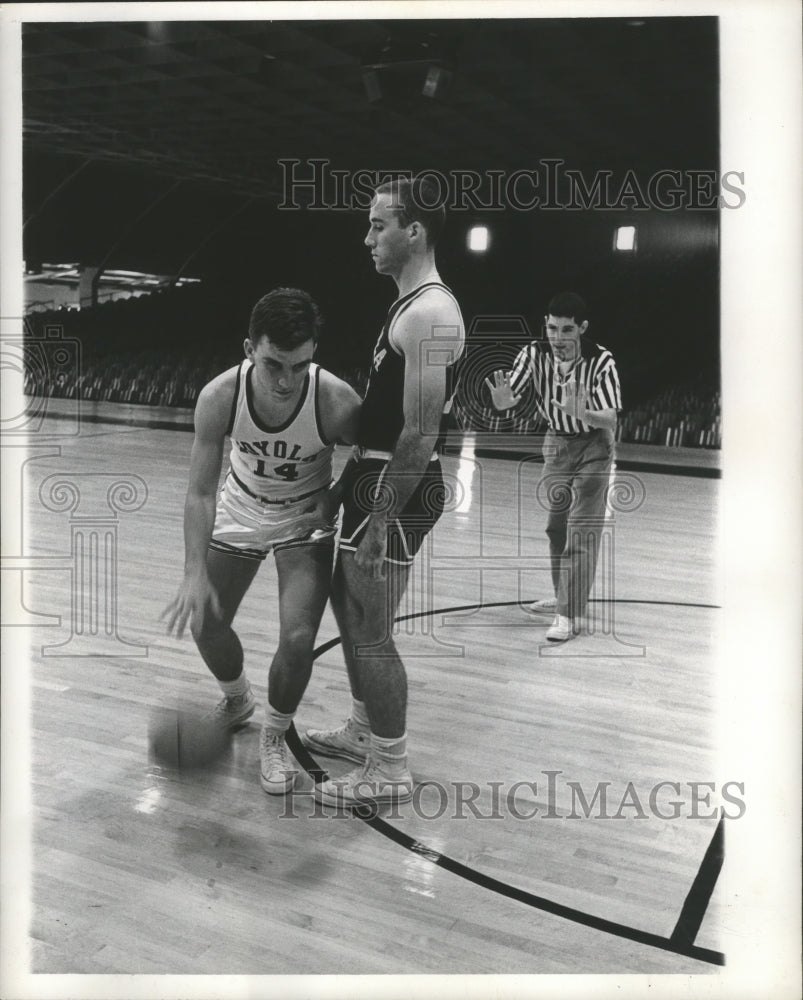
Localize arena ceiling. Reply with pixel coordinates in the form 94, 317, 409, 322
22, 16, 719, 201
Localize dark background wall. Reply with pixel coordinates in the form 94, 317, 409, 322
21, 16, 721, 409
24, 150, 719, 407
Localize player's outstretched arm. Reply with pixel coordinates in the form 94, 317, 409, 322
161, 372, 232, 637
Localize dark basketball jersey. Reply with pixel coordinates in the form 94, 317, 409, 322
357, 281, 464, 452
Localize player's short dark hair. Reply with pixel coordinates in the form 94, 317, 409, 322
547, 292, 588, 326
374, 175, 447, 248
248, 288, 322, 349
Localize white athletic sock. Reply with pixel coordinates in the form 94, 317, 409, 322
370, 732, 408, 775
351, 698, 370, 731
217, 673, 250, 699
264, 703, 294, 738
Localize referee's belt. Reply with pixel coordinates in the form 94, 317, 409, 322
229, 470, 329, 506
354, 445, 439, 463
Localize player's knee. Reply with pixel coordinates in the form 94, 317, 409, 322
278, 624, 317, 660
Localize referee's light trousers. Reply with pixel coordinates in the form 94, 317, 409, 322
540, 428, 615, 621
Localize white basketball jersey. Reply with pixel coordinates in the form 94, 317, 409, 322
226, 360, 334, 501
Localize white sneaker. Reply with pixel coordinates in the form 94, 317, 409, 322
313, 757, 413, 807
301, 717, 370, 763
259, 726, 297, 795
525, 597, 557, 616
545, 614, 573, 642
203, 685, 256, 731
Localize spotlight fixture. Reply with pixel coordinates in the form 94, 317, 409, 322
468, 226, 490, 253
614, 226, 637, 251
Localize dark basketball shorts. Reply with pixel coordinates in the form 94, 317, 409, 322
338, 456, 445, 566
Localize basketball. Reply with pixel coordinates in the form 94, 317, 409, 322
148, 708, 231, 769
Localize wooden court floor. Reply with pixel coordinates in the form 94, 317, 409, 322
12, 408, 724, 977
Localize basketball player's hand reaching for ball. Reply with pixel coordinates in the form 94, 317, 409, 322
484, 370, 521, 411
161, 572, 222, 639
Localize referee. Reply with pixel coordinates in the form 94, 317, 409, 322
485, 292, 622, 642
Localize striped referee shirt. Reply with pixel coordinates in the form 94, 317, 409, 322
509, 338, 622, 434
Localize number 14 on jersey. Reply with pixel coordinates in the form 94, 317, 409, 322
254, 459, 299, 482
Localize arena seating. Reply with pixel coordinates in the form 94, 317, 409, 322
24, 294, 720, 448
615, 385, 721, 448
450, 384, 720, 449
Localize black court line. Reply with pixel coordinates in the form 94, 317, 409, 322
290, 597, 725, 967
671, 817, 725, 947
310, 600, 721, 652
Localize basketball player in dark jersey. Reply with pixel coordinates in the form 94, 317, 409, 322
303, 177, 465, 806
163, 288, 360, 795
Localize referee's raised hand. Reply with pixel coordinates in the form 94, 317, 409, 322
553, 380, 589, 420
484, 370, 521, 411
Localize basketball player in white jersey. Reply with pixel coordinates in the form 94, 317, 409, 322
302, 177, 465, 807
163, 288, 360, 794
